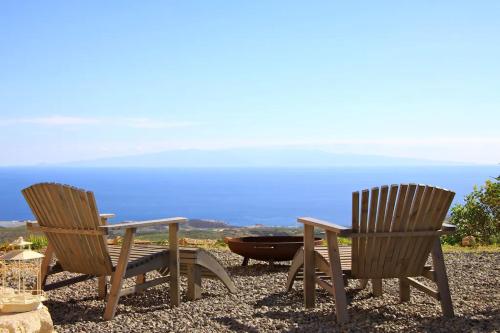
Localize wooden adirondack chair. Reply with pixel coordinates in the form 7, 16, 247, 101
22, 183, 187, 320
286, 184, 456, 324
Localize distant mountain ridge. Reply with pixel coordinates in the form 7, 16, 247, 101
62, 148, 467, 167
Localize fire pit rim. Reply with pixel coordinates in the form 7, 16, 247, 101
225, 235, 323, 265
226, 235, 322, 245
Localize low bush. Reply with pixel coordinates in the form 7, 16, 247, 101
443, 176, 499, 245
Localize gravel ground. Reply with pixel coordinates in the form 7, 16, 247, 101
45, 250, 499, 333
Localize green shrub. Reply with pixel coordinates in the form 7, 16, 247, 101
213, 239, 228, 248
26, 234, 48, 250
443, 176, 499, 245
0, 242, 11, 251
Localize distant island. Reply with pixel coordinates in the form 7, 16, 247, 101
59, 148, 470, 168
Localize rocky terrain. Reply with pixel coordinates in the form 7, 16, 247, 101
43, 251, 499, 332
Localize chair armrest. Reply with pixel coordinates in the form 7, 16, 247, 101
297, 217, 352, 237
99, 217, 187, 230
100, 213, 115, 225
442, 223, 456, 234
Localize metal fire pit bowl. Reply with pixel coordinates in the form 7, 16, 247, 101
226, 236, 323, 266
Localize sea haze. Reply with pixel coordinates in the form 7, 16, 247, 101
0, 166, 498, 226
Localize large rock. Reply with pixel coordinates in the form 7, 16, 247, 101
0, 305, 54, 333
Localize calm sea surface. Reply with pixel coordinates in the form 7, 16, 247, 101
0, 166, 498, 226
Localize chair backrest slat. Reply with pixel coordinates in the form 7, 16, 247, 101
393, 184, 427, 275
363, 187, 379, 276
22, 183, 113, 276
386, 184, 418, 275
379, 184, 408, 276
373, 185, 399, 277
352, 184, 454, 278
351, 192, 360, 276
412, 189, 455, 271
368, 185, 388, 275
357, 190, 370, 276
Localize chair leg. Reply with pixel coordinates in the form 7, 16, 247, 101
40, 243, 55, 288
241, 257, 249, 266
98, 276, 108, 299
431, 239, 454, 317
286, 248, 304, 292
195, 249, 237, 293
326, 231, 349, 324
104, 274, 125, 320
103, 228, 135, 320
136, 274, 146, 284
399, 278, 410, 302
169, 223, 181, 307
187, 264, 202, 301
135, 274, 146, 295
303, 224, 316, 308
372, 279, 383, 297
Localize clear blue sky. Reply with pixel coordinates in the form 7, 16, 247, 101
1, 1, 499, 165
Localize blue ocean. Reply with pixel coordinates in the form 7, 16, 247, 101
0, 166, 498, 227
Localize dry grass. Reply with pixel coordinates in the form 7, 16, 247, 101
442, 243, 500, 253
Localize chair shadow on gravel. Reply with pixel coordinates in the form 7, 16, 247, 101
214, 317, 260, 333
335, 303, 499, 332
226, 263, 290, 277
46, 287, 177, 324
255, 286, 365, 309
250, 288, 378, 331
410, 308, 500, 332
254, 290, 301, 308
45, 299, 105, 324
254, 306, 500, 333
253, 308, 338, 332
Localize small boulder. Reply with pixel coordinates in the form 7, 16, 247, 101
0, 305, 54, 333
461, 236, 476, 247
